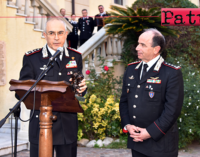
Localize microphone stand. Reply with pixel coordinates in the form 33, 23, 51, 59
0, 60, 55, 157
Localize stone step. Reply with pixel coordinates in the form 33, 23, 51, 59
0, 133, 28, 156
0, 123, 20, 134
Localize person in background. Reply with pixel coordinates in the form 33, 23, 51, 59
60, 8, 69, 21
94, 5, 110, 31
78, 9, 94, 46
67, 14, 79, 49
119, 28, 184, 157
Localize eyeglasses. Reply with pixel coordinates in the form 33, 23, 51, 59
47, 31, 65, 38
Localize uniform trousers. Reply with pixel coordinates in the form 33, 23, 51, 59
131, 149, 149, 157
30, 141, 77, 157
131, 149, 178, 157
67, 39, 78, 49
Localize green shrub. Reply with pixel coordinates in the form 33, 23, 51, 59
78, 57, 123, 140
166, 55, 200, 148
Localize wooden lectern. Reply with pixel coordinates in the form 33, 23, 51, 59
9, 79, 83, 157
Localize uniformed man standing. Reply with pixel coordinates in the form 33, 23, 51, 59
94, 5, 110, 31
67, 14, 79, 49
60, 8, 69, 21
18, 18, 87, 157
119, 28, 184, 157
78, 9, 94, 46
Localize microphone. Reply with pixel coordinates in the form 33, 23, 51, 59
49, 47, 63, 61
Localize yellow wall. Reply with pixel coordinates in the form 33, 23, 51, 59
190, 0, 199, 6
0, 0, 46, 120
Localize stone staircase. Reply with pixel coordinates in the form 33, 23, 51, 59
0, 116, 28, 156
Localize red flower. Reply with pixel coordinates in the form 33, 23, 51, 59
104, 66, 109, 71
86, 70, 91, 75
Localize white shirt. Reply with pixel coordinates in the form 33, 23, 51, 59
140, 55, 160, 79
47, 45, 63, 61
71, 20, 77, 24
100, 12, 106, 16
83, 17, 88, 20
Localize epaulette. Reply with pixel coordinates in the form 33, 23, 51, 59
25, 48, 41, 56
67, 47, 81, 55
163, 61, 181, 70
128, 61, 141, 66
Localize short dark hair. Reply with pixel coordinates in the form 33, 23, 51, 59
60, 8, 65, 12
98, 5, 104, 8
144, 28, 165, 53
82, 9, 87, 12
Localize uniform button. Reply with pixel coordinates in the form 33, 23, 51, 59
36, 115, 38, 118
135, 95, 138, 98
133, 116, 136, 119
133, 105, 136, 108
59, 72, 62, 75
137, 85, 140, 88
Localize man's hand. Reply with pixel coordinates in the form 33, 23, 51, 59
126, 125, 140, 135
77, 78, 87, 93
130, 127, 151, 142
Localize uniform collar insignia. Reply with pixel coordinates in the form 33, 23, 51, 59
64, 47, 69, 57
42, 44, 48, 58
42, 43, 69, 58
135, 61, 143, 70
153, 56, 164, 72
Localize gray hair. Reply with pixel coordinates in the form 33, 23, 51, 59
44, 18, 67, 33
143, 28, 165, 53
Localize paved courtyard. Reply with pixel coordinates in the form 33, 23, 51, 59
2, 142, 200, 157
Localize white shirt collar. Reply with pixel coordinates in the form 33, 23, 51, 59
140, 55, 160, 79
100, 12, 106, 16
143, 55, 160, 72
71, 20, 77, 23
47, 45, 63, 61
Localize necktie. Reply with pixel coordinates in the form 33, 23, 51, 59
56, 55, 61, 68
141, 63, 148, 79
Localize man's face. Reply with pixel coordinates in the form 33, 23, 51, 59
43, 20, 68, 51
60, 9, 66, 16
82, 10, 88, 17
71, 15, 76, 21
136, 32, 160, 63
98, 6, 104, 13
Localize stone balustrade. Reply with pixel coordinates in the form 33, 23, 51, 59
6, 0, 72, 36
77, 26, 124, 78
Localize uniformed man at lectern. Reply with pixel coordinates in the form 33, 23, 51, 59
18, 18, 87, 157
78, 9, 94, 46
119, 28, 184, 157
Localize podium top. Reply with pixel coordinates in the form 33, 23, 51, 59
9, 79, 71, 93
9, 79, 83, 113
